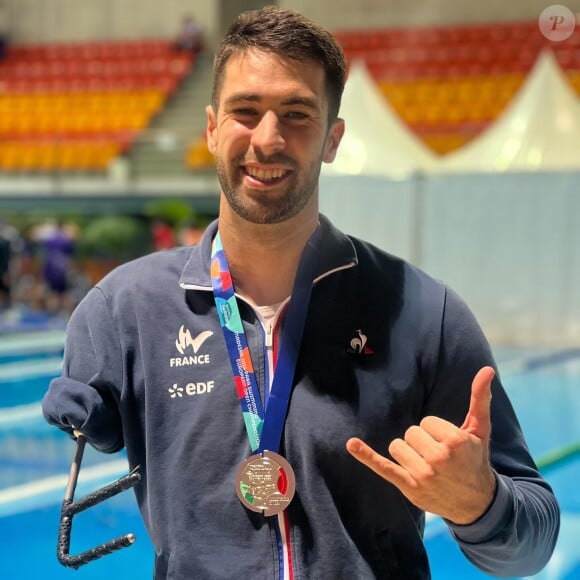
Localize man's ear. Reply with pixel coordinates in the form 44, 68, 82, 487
206, 105, 218, 154
322, 118, 345, 163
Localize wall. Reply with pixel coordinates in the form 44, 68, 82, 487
4, 0, 580, 44
320, 171, 580, 348
284, 0, 580, 30
2, 0, 216, 43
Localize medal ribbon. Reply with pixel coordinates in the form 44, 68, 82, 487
210, 225, 320, 454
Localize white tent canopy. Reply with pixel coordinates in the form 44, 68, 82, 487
322, 60, 437, 179
438, 50, 580, 173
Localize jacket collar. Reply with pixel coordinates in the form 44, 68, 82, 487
179, 214, 358, 290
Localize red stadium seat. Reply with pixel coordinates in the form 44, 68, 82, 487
0, 38, 196, 172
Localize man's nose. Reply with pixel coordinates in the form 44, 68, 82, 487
250, 111, 286, 156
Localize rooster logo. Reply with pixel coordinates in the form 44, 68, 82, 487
348, 330, 374, 356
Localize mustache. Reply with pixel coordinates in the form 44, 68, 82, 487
238, 152, 297, 167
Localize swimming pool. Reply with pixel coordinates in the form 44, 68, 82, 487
0, 332, 578, 579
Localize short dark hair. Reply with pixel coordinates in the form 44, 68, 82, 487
212, 6, 346, 123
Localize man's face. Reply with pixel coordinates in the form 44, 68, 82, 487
206, 49, 344, 225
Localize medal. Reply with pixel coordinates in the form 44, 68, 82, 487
235, 451, 296, 517
211, 226, 321, 517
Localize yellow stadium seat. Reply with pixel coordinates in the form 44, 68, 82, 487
186, 138, 214, 170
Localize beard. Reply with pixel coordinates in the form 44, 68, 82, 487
215, 153, 323, 225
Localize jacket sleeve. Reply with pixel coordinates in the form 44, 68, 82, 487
424, 286, 560, 578
41, 286, 125, 453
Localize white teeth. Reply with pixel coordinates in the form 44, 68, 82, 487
246, 167, 285, 181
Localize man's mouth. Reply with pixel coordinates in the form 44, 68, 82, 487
243, 165, 291, 185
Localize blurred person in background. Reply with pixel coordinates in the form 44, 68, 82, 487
35, 219, 76, 314
150, 218, 176, 251
0, 219, 21, 310
42, 7, 559, 579
0, 222, 13, 308
0, 0, 8, 61
173, 13, 204, 53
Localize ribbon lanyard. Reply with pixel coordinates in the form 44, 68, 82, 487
211, 225, 320, 454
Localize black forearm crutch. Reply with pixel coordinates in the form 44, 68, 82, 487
57, 432, 142, 569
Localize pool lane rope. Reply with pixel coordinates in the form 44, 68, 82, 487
536, 441, 580, 473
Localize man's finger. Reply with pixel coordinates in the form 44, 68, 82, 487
346, 437, 415, 489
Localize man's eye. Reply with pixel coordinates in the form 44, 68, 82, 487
286, 111, 308, 120
234, 108, 257, 116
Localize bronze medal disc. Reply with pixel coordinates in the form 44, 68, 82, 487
235, 450, 296, 517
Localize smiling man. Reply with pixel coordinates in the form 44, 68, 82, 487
208, 50, 343, 227
42, 7, 559, 579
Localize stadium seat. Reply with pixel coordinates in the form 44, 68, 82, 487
336, 19, 579, 154
186, 137, 214, 171
0, 38, 196, 173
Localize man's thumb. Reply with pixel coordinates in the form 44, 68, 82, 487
460, 366, 495, 440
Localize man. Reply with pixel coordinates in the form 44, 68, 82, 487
0, 232, 11, 308
173, 14, 204, 53
39, 220, 75, 313
0, 219, 20, 309
42, 7, 559, 579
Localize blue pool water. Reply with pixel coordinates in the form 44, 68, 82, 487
0, 329, 155, 579
1, 485, 154, 579
0, 333, 578, 579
